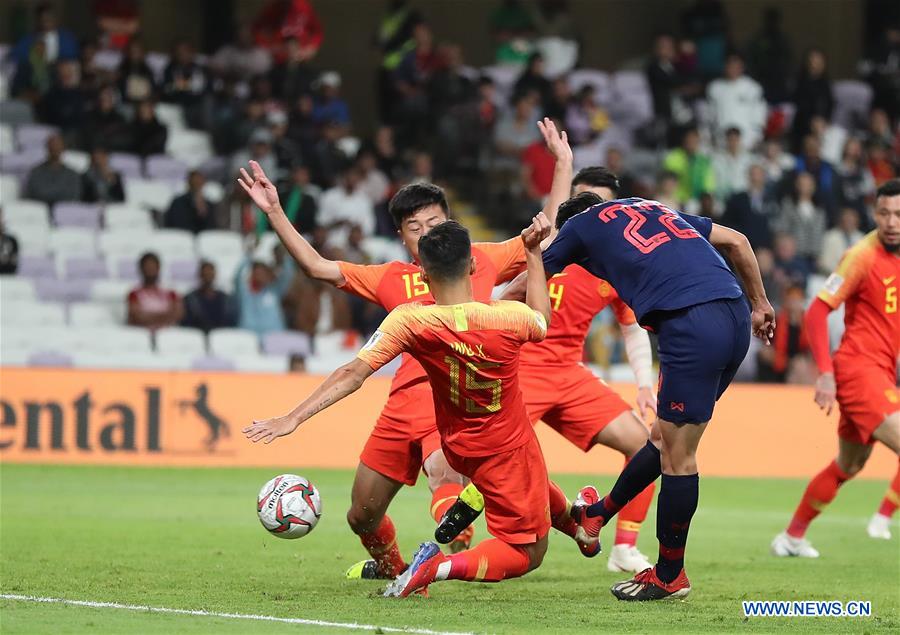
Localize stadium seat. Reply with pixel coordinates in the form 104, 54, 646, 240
125, 177, 176, 211
305, 350, 358, 374
0, 173, 20, 202
61, 149, 90, 172
145, 154, 189, 181
191, 355, 236, 371
34, 277, 92, 302
89, 279, 132, 322
72, 351, 192, 371
15, 123, 57, 150
0, 99, 33, 126
68, 301, 119, 327
234, 354, 289, 373
7, 224, 50, 255
63, 256, 109, 281
16, 254, 56, 278
167, 257, 200, 285
262, 331, 312, 357
0, 277, 36, 303
0, 149, 45, 180
155, 326, 207, 356
611, 71, 654, 128
99, 230, 150, 258
147, 229, 196, 259
481, 64, 521, 103
92, 48, 123, 71
3, 199, 50, 230
202, 181, 225, 204
165, 129, 213, 168
109, 152, 143, 178
104, 203, 155, 231
49, 228, 98, 256
27, 350, 74, 367
54, 202, 102, 229
154, 101, 184, 129
568, 69, 612, 105
832, 80, 873, 128
0, 300, 66, 327
0, 346, 28, 366
197, 230, 243, 261
0, 123, 13, 153
71, 326, 153, 354
110, 255, 140, 280
208, 328, 259, 357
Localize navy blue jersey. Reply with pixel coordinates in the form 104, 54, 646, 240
542, 198, 743, 323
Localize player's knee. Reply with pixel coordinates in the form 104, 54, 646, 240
423, 451, 466, 492
345, 504, 382, 535
525, 538, 548, 571
836, 456, 866, 477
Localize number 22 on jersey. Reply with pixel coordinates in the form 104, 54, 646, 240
599, 201, 700, 254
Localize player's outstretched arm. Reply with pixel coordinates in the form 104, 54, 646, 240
243, 359, 374, 444
707, 223, 775, 345
535, 118, 573, 250
238, 160, 345, 286
521, 212, 552, 323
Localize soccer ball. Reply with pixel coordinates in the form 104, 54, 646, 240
256, 474, 322, 539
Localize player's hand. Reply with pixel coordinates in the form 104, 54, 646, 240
521, 212, 551, 252
243, 414, 299, 444
636, 386, 657, 420
813, 372, 837, 415
238, 160, 281, 215
537, 117, 572, 165
750, 300, 776, 345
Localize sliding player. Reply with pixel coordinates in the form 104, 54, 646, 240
246, 216, 564, 598
544, 192, 774, 600
772, 179, 900, 556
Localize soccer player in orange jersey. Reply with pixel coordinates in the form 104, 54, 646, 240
772, 179, 900, 557
245, 216, 563, 597
237, 118, 573, 578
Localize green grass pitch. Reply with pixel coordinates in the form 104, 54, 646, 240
1, 464, 897, 634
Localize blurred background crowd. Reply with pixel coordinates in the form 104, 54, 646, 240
0, 0, 898, 382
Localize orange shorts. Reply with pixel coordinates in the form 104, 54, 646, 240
442, 434, 551, 544
359, 384, 441, 486
835, 363, 900, 445
519, 364, 633, 451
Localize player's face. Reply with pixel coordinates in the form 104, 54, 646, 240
874, 194, 900, 252
398, 205, 449, 259
573, 184, 615, 201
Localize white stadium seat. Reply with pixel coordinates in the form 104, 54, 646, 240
165, 129, 213, 168
0, 346, 28, 366
3, 199, 50, 230
8, 224, 50, 255
48, 228, 98, 256
0, 123, 13, 153
104, 204, 155, 230
208, 328, 259, 357
69, 326, 153, 354
0, 277, 36, 303
0, 173, 20, 202
234, 354, 289, 374
61, 149, 90, 172
99, 230, 148, 258
0, 300, 66, 327
197, 230, 244, 261
72, 351, 192, 371
68, 301, 120, 327
155, 326, 207, 355
147, 229, 195, 258
89, 279, 132, 323
125, 178, 175, 211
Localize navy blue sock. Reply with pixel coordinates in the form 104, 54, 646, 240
655, 473, 699, 583
587, 440, 661, 522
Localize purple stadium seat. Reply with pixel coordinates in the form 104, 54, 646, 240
64, 256, 109, 281
114, 256, 141, 280
167, 257, 199, 284
109, 152, 143, 178
191, 355, 236, 371
145, 154, 189, 181
15, 123, 57, 150
65, 279, 94, 302
0, 150, 45, 179
28, 350, 74, 367
262, 331, 312, 357
33, 277, 70, 302
17, 254, 56, 278
54, 202, 103, 229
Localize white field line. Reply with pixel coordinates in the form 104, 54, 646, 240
0, 594, 477, 635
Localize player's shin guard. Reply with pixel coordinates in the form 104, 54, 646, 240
587, 440, 661, 524
655, 473, 699, 584
616, 480, 656, 547
787, 460, 851, 538
431, 482, 471, 551
876, 462, 900, 518
548, 480, 577, 538
435, 539, 531, 582
359, 515, 406, 578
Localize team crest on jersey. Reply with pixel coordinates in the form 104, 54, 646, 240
362, 330, 384, 351
823, 273, 844, 295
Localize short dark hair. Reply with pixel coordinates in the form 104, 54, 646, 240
876, 179, 900, 199
572, 166, 620, 197
417, 221, 471, 282
388, 182, 449, 228
139, 252, 159, 267
556, 192, 603, 229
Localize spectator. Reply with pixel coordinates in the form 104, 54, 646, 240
494, 92, 541, 170
11, 3, 79, 65
520, 127, 556, 207
372, 125, 401, 180
602, 147, 636, 198
82, 147, 125, 203
317, 165, 376, 248
818, 207, 864, 274
868, 139, 897, 186
356, 150, 390, 207
84, 86, 132, 151
543, 77, 572, 122
429, 44, 476, 120
164, 171, 216, 233
234, 248, 295, 337
722, 163, 777, 249
253, 0, 323, 64
774, 172, 827, 263
755, 246, 778, 305
268, 111, 302, 173
162, 40, 208, 128
11, 38, 52, 102
758, 285, 810, 382
392, 22, 441, 145
93, 0, 140, 50
513, 52, 552, 108
809, 114, 846, 166
662, 127, 714, 206
39, 60, 88, 138
230, 99, 269, 155
311, 121, 347, 188
118, 39, 157, 103
565, 85, 608, 146
249, 75, 283, 116
289, 354, 307, 372
835, 137, 876, 221
772, 232, 811, 293
127, 252, 183, 330
0, 218, 19, 275
374, 0, 423, 121
258, 164, 318, 236
270, 36, 316, 105
312, 72, 350, 126
866, 108, 895, 150
761, 138, 795, 186
791, 48, 833, 146
490, 0, 536, 65
646, 33, 679, 140
182, 261, 237, 333
409, 151, 433, 184
211, 24, 272, 79
24, 134, 82, 206
861, 26, 900, 115
654, 170, 682, 210
78, 39, 106, 95
744, 7, 791, 103
794, 134, 837, 213
712, 126, 753, 200
707, 53, 766, 148
232, 129, 279, 184
131, 99, 168, 157
681, 0, 728, 78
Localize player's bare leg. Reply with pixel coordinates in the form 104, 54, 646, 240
423, 449, 472, 552
868, 413, 900, 539
345, 463, 406, 579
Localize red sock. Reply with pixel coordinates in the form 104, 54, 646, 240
616, 480, 655, 547
877, 462, 900, 518
431, 483, 464, 523
548, 480, 578, 538
438, 539, 531, 582
359, 515, 406, 577
787, 460, 851, 538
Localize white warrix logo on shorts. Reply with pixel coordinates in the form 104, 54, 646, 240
823, 273, 844, 295
362, 330, 384, 351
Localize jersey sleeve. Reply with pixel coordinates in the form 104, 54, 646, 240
473, 237, 526, 282
356, 308, 414, 371
337, 261, 392, 304
609, 294, 637, 326
677, 212, 713, 240
542, 221, 584, 275
503, 301, 548, 343
817, 246, 870, 309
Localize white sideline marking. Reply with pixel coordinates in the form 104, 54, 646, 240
0, 594, 476, 635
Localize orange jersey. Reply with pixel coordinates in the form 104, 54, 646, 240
338, 239, 525, 393
357, 301, 548, 457
519, 264, 636, 366
818, 231, 900, 375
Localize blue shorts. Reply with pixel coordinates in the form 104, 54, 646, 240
649, 297, 750, 424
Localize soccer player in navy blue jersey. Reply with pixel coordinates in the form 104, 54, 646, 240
543, 192, 776, 601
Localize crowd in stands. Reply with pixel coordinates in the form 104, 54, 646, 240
1, 0, 899, 384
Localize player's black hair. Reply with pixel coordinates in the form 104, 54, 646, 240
572, 166, 620, 197
876, 179, 900, 199
417, 220, 471, 282
388, 182, 449, 228
555, 192, 604, 230
139, 252, 160, 268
